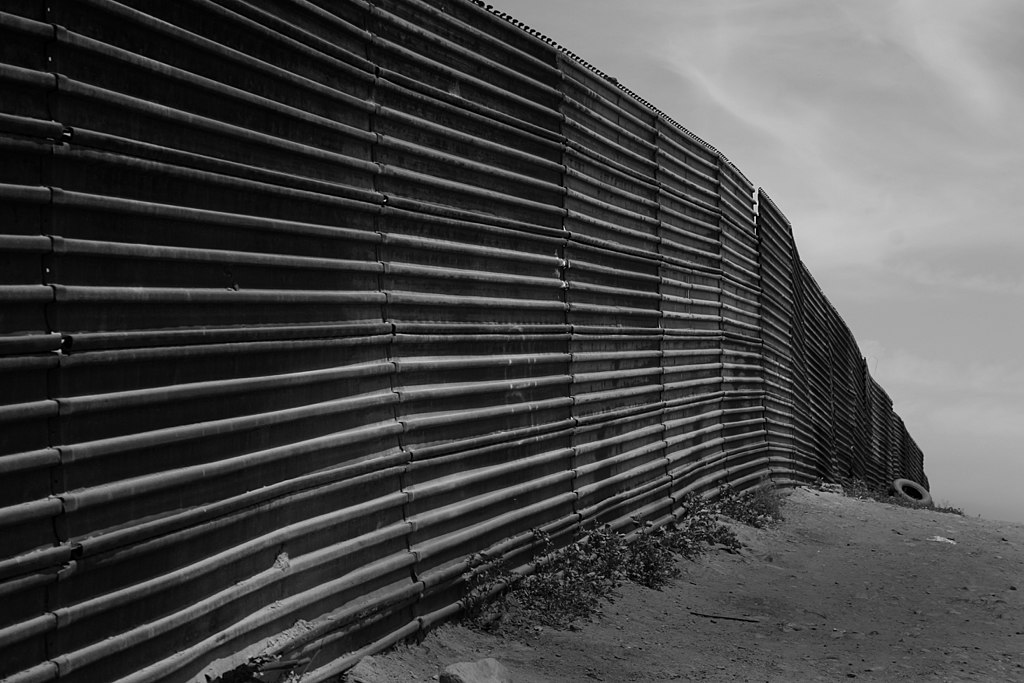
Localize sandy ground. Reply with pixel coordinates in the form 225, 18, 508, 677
346, 487, 1024, 682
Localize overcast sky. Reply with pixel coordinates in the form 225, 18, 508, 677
495, 0, 1024, 523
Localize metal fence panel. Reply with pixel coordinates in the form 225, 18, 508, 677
0, 1, 927, 680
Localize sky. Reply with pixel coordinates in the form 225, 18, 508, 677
495, 0, 1024, 523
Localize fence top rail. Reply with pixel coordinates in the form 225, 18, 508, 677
474, 0, 730, 162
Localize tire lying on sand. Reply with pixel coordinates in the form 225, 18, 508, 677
891, 478, 933, 506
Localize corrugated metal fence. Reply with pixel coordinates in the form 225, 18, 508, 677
0, 1, 927, 681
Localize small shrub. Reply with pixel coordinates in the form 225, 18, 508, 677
462, 526, 627, 633
512, 567, 600, 628
932, 502, 965, 516
623, 521, 679, 589
717, 481, 785, 528
461, 551, 513, 629
577, 524, 630, 594
835, 477, 882, 502
524, 528, 618, 624
668, 493, 742, 558
481, 527, 619, 632
458, 484, 772, 635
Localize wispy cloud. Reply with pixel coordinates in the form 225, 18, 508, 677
898, 261, 1024, 297
928, 399, 1024, 439
495, 0, 1024, 521
824, 243, 1024, 310
634, 0, 1024, 273
862, 341, 1024, 397
895, 0, 1018, 123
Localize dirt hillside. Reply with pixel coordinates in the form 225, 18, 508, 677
346, 487, 1024, 682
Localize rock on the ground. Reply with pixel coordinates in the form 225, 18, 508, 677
440, 657, 511, 683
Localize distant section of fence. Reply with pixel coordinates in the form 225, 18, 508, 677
0, 1, 926, 681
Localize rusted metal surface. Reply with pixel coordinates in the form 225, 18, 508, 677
0, 1, 926, 680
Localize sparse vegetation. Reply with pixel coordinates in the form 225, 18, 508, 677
461, 483, 783, 636
716, 481, 786, 528
461, 526, 619, 634
834, 477, 964, 516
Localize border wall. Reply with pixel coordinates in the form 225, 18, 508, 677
1, 1, 927, 681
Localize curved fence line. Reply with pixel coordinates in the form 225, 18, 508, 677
0, 1, 925, 681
